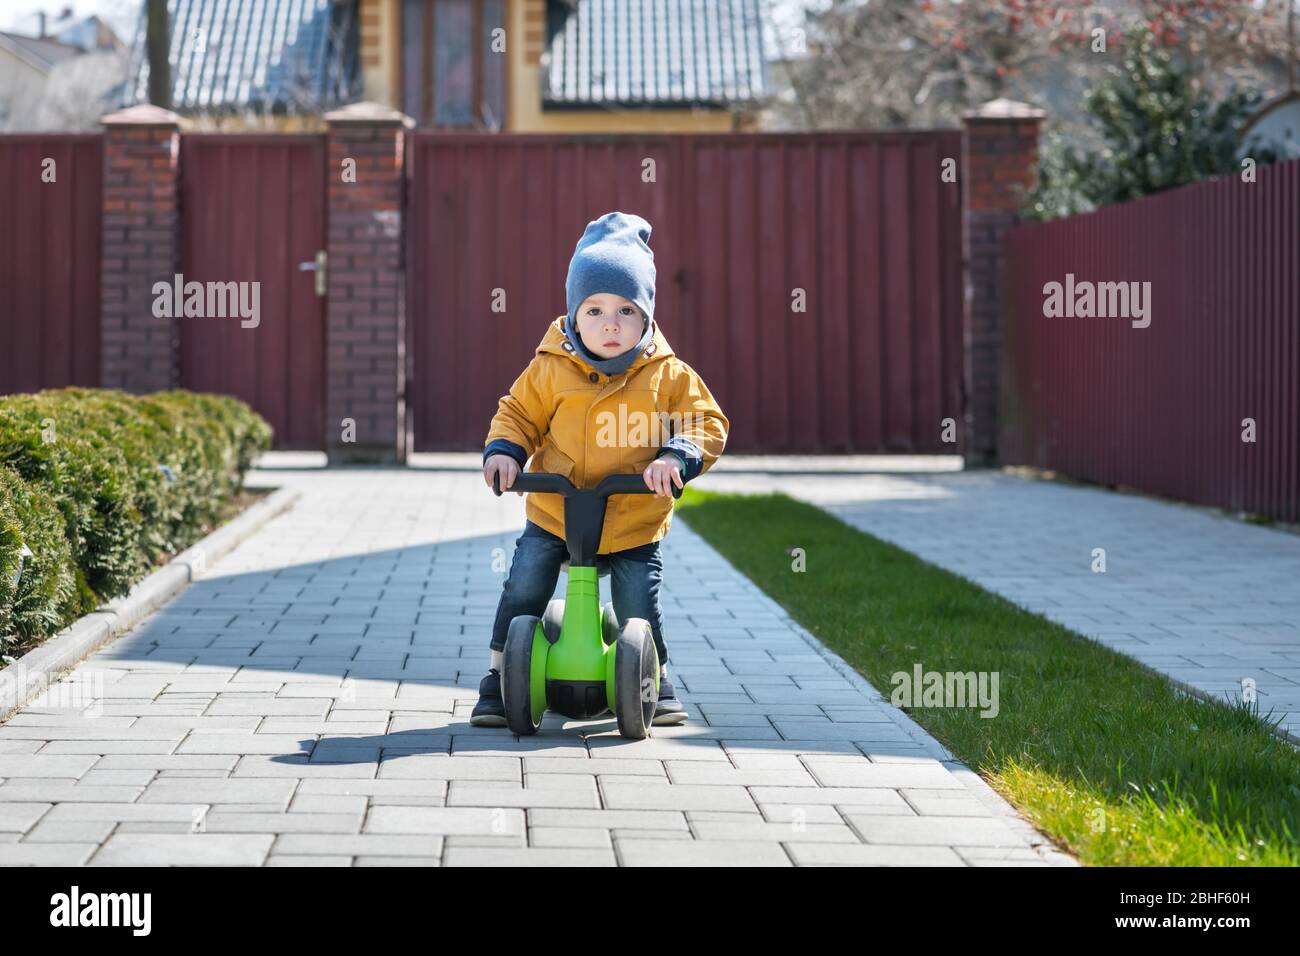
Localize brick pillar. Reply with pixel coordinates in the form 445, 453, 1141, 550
962, 98, 1044, 466
323, 101, 412, 464
100, 105, 184, 392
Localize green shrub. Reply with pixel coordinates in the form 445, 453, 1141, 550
0, 388, 272, 652
0, 468, 77, 649
0, 394, 141, 600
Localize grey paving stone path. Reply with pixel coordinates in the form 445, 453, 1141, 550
702, 465, 1300, 742
0, 460, 1072, 867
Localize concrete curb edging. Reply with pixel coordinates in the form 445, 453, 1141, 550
0, 485, 301, 724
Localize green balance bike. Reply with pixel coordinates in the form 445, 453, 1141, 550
492, 470, 681, 739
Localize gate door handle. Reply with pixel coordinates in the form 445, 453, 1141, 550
298, 250, 327, 297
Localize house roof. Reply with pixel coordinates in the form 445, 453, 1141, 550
52, 15, 125, 54
543, 0, 768, 110
124, 0, 360, 113
0, 30, 85, 74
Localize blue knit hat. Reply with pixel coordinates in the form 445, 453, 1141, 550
565, 212, 656, 332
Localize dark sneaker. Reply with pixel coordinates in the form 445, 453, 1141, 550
470, 669, 506, 727
652, 676, 687, 726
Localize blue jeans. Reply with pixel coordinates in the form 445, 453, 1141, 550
490, 520, 668, 666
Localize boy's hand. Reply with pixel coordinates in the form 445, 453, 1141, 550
484, 454, 523, 496
643, 454, 684, 497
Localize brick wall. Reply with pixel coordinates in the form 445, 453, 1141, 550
962, 99, 1043, 466
323, 103, 411, 463
100, 105, 182, 393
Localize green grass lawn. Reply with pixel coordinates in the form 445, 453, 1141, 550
676, 488, 1300, 866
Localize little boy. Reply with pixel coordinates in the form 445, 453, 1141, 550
472, 211, 729, 727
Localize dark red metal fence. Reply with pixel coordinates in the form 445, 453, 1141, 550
178, 135, 327, 450
0, 135, 102, 394
1002, 157, 1300, 522
405, 131, 965, 453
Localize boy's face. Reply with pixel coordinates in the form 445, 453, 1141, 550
575, 294, 644, 358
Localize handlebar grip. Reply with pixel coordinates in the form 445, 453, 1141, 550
596, 473, 684, 500
493, 471, 575, 497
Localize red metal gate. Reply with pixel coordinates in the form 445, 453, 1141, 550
0, 135, 102, 394
405, 132, 965, 453
179, 135, 326, 449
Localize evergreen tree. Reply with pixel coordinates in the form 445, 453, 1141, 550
1027, 27, 1279, 220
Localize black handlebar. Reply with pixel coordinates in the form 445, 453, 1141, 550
493, 470, 682, 501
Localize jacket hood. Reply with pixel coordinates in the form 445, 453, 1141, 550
537, 315, 674, 372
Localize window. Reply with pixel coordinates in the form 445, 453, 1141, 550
402, 0, 506, 129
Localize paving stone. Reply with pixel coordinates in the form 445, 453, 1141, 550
297, 779, 448, 798
288, 794, 369, 814
785, 843, 966, 866
584, 739, 730, 761
230, 755, 374, 778
526, 809, 689, 830
175, 735, 315, 755
521, 773, 600, 790
444, 847, 615, 866
0, 782, 142, 803
266, 854, 353, 866
446, 783, 599, 809
750, 787, 913, 809
844, 813, 1026, 847
0, 843, 98, 865
37, 740, 182, 755
42, 803, 207, 823
377, 754, 520, 781
93, 755, 238, 772
689, 819, 859, 843
804, 761, 966, 790
615, 838, 791, 866
521, 757, 666, 776
90, 833, 274, 865
198, 812, 363, 833
528, 827, 613, 849
352, 855, 440, 866
757, 803, 845, 825
138, 779, 298, 804
902, 789, 998, 817
664, 762, 817, 787
0, 802, 51, 832
274, 834, 444, 857
365, 805, 525, 836
0, 755, 98, 778
601, 783, 756, 812
23, 819, 117, 843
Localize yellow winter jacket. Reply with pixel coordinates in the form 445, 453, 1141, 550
484, 316, 728, 553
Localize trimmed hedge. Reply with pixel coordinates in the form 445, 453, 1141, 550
0, 389, 271, 654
